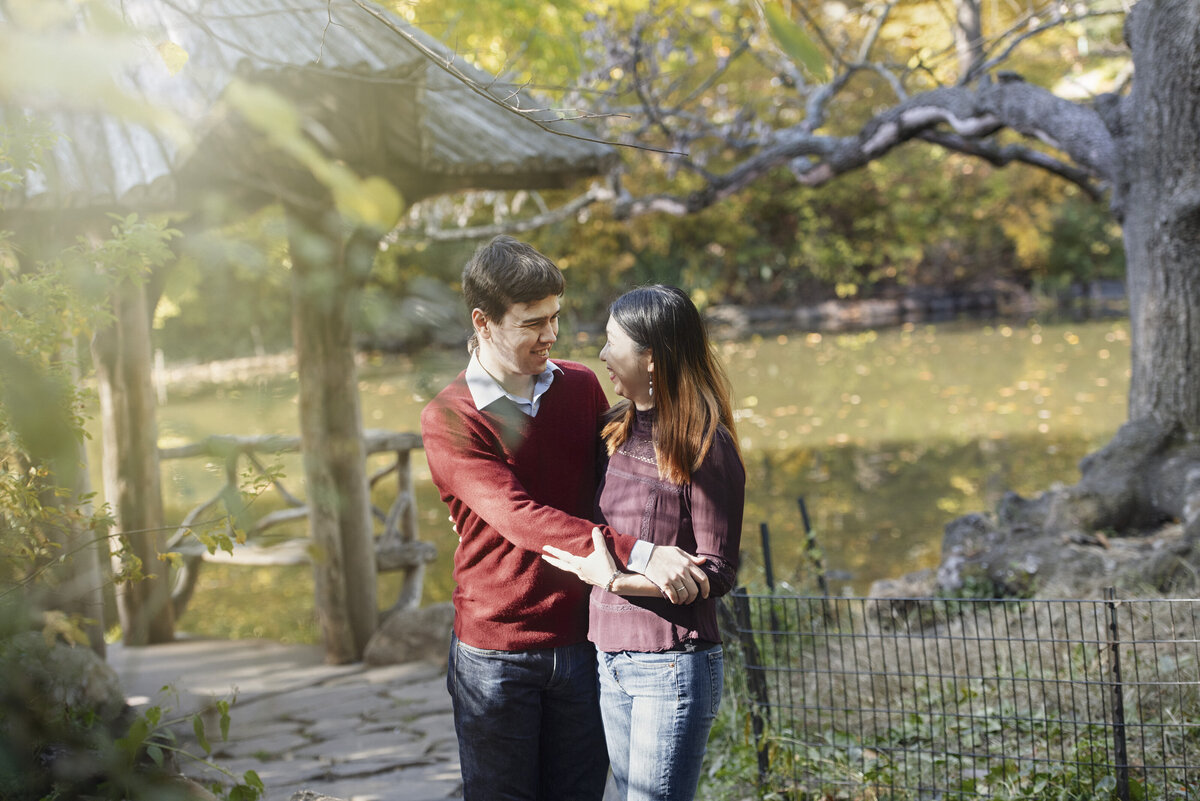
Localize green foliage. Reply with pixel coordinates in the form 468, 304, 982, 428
154, 209, 294, 360
0, 217, 166, 623
0, 108, 263, 799
397, 0, 597, 87
0, 114, 55, 194
761, 1, 827, 79
1043, 193, 1126, 287
131, 0, 1130, 363
377, 0, 1121, 327
112, 694, 264, 801
0, 609, 262, 801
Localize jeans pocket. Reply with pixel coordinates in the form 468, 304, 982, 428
455, 638, 512, 658
623, 650, 682, 699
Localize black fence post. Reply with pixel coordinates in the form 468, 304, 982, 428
1105, 587, 1131, 801
798, 496, 829, 598
729, 589, 771, 786
759, 522, 776, 593
759, 523, 781, 634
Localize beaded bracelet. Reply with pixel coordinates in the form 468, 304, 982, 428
603, 570, 623, 593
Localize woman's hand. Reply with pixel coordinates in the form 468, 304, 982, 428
542, 527, 619, 588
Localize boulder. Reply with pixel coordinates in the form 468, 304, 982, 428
0, 632, 128, 732
363, 602, 454, 666
0, 632, 133, 799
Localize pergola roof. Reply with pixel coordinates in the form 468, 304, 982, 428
2, 0, 615, 215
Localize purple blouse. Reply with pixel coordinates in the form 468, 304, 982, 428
589, 407, 745, 653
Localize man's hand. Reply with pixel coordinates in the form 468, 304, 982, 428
542, 528, 617, 588
643, 546, 708, 605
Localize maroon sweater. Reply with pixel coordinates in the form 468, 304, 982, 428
421, 360, 640, 650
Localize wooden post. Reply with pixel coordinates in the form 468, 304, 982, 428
92, 277, 175, 645
286, 204, 378, 663
391, 448, 423, 612
58, 344, 109, 654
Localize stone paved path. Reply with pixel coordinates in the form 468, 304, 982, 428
108, 638, 461, 801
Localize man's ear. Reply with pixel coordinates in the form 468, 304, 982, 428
471, 308, 490, 339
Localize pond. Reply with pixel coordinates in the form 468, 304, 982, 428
103, 316, 1130, 643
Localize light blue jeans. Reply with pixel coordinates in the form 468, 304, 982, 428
598, 646, 724, 801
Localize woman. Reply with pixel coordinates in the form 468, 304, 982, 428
543, 285, 745, 801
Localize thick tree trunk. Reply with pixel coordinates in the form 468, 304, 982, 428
50, 345, 108, 655
920, 1, 1200, 599
1076, 0, 1200, 547
92, 278, 174, 645
1032, 0, 1200, 546
1122, 0, 1200, 430
286, 205, 378, 664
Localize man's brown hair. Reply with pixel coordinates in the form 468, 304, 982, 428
462, 235, 565, 323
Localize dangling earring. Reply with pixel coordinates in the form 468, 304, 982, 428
648, 374, 654, 398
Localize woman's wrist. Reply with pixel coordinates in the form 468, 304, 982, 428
603, 569, 624, 593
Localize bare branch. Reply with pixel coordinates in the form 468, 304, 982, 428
918, 131, 1106, 199
373, 0, 1126, 243
348, 0, 685, 156
857, 0, 899, 65
972, 7, 1127, 80
386, 181, 615, 244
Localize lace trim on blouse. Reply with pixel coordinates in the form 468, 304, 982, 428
616, 407, 658, 465
617, 435, 657, 465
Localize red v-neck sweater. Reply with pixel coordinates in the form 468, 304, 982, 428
421, 359, 639, 650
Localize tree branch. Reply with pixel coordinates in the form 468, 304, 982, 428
386, 181, 615, 244
918, 131, 1106, 199
348, 0, 684, 156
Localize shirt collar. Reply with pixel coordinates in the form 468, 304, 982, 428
465, 352, 561, 416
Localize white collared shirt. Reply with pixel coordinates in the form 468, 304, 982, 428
463, 351, 654, 573
465, 352, 561, 416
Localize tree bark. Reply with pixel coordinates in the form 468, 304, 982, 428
286, 204, 378, 664
932, 0, 1200, 593
92, 278, 174, 645
953, 0, 984, 81
1121, 0, 1200, 430
54, 343, 109, 655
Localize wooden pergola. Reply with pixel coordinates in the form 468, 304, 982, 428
1, 0, 613, 663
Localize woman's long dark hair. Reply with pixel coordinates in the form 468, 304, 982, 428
601, 285, 740, 484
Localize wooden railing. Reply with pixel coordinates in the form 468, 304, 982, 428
161, 430, 433, 619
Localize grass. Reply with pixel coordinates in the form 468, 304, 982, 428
702, 592, 1200, 800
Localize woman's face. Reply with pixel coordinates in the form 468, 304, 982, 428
599, 315, 654, 409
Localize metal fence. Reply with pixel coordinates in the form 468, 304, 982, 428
720, 591, 1200, 800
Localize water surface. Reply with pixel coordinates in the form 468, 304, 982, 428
117, 317, 1129, 642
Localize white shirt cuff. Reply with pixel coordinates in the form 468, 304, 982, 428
627, 540, 653, 573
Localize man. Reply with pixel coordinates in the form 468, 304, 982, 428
421, 236, 708, 801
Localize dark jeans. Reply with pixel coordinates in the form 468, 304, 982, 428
447, 633, 609, 801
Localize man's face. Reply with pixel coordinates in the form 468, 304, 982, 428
476, 294, 561, 378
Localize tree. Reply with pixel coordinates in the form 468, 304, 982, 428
7, 0, 622, 662
396, 0, 1200, 564
1, 156, 178, 655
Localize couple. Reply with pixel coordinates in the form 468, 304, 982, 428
421, 235, 745, 801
